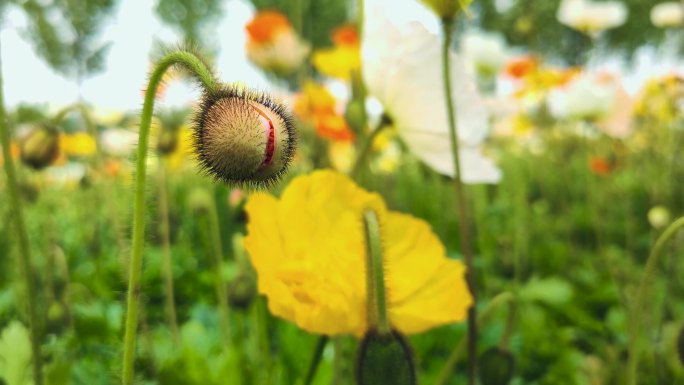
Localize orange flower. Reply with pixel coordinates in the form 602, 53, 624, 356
245, 11, 310, 75
504, 56, 538, 79
245, 11, 292, 44
316, 113, 355, 142
332, 24, 360, 47
589, 157, 611, 176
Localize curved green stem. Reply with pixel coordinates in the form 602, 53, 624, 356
121, 50, 217, 384
434, 292, 514, 385
363, 209, 389, 334
0, 45, 44, 385
627, 216, 684, 385
206, 193, 232, 342
440, 18, 477, 385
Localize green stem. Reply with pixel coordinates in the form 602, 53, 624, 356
626, 216, 684, 385
304, 336, 329, 385
350, 115, 390, 179
363, 209, 389, 334
121, 50, 217, 384
157, 160, 180, 343
434, 292, 514, 385
207, 195, 232, 342
0, 48, 44, 385
440, 18, 477, 385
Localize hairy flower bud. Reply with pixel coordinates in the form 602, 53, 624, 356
19, 124, 60, 169
194, 86, 295, 186
356, 330, 416, 385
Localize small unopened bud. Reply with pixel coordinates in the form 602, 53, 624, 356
194, 86, 295, 186
19, 124, 60, 169
420, 0, 472, 20
157, 128, 179, 155
478, 347, 515, 385
356, 330, 417, 385
228, 274, 257, 310
187, 188, 213, 215
648, 206, 671, 229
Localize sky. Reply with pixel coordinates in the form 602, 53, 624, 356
0, 0, 682, 113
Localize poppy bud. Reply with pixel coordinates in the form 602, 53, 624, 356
19, 125, 60, 169
157, 128, 179, 155
228, 274, 256, 310
478, 347, 515, 385
193, 86, 295, 186
356, 329, 417, 385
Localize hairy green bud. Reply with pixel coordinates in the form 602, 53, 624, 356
19, 124, 59, 169
194, 86, 295, 186
356, 329, 417, 385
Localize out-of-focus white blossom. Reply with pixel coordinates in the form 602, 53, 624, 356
557, 0, 628, 36
101, 128, 138, 156
245, 11, 310, 76
650, 2, 684, 28
462, 32, 508, 78
362, 7, 501, 184
548, 74, 616, 121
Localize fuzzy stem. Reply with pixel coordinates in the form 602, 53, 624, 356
207, 194, 232, 342
304, 336, 329, 385
434, 292, 514, 385
363, 209, 389, 335
627, 216, 684, 385
440, 18, 477, 385
121, 50, 217, 384
0, 44, 44, 385
157, 160, 180, 343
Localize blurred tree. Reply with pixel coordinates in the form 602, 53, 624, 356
155, 0, 223, 47
472, 0, 668, 64
14, 0, 118, 88
249, 0, 352, 49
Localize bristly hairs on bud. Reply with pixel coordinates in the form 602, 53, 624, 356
193, 84, 296, 188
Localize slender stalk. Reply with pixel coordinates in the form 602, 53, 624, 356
627, 216, 684, 385
0, 46, 44, 385
350, 115, 390, 179
434, 292, 514, 385
157, 160, 180, 343
121, 51, 217, 384
363, 209, 389, 334
304, 336, 329, 385
206, 194, 232, 342
440, 17, 477, 385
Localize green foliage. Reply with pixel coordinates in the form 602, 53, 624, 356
15, 0, 117, 82
473, 0, 669, 63
155, 0, 223, 46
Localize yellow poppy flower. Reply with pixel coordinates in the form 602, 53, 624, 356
312, 25, 360, 81
244, 170, 472, 336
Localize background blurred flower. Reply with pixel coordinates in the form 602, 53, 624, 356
60, 132, 96, 157
548, 73, 617, 122
244, 170, 472, 336
650, 2, 684, 28
462, 32, 508, 78
557, 0, 628, 36
245, 11, 310, 76
362, 11, 501, 183
295, 81, 355, 142
312, 25, 361, 81
100, 128, 138, 156
634, 74, 684, 126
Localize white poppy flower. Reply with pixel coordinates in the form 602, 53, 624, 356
101, 128, 138, 156
557, 0, 628, 36
362, 8, 501, 184
650, 2, 684, 28
548, 74, 616, 122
